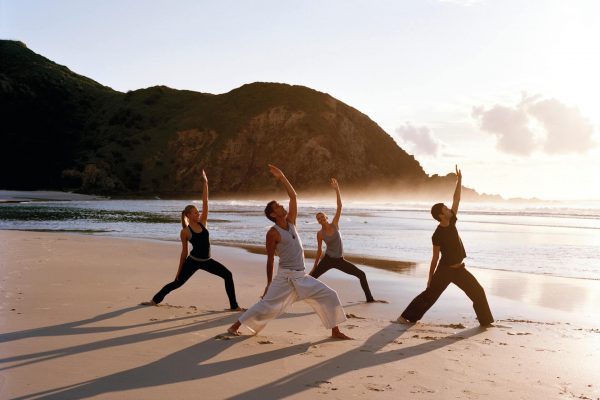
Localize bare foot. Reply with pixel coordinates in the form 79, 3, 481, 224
227, 327, 241, 336
366, 299, 389, 304
392, 315, 414, 324
227, 307, 247, 312
480, 322, 495, 328
140, 300, 157, 306
228, 321, 242, 336
331, 327, 352, 340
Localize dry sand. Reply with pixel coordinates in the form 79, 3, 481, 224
1, 230, 599, 399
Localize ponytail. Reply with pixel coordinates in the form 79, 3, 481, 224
181, 204, 197, 228
181, 211, 188, 228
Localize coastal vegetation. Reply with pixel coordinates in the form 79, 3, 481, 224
1, 40, 497, 200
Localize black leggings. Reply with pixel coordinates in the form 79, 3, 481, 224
400, 265, 494, 325
310, 254, 374, 302
152, 257, 239, 309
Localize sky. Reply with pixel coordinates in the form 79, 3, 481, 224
2, 0, 599, 200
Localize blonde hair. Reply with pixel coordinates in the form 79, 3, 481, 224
181, 205, 197, 228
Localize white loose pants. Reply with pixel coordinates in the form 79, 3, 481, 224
239, 269, 347, 333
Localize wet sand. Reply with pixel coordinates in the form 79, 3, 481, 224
1, 230, 599, 399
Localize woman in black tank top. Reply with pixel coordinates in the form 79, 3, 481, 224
141, 170, 243, 311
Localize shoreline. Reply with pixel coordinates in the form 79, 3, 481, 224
1, 227, 598, 283
1, 230, 599, 399
2, 229, 599, 324
3, 189, 600, 205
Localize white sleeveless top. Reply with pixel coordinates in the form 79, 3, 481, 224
272, 223, 305, 271
322, 225, 343, 258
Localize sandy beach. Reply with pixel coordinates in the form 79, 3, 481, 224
1, 230, 599, 399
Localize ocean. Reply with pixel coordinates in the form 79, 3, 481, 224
1, 199, 599, 280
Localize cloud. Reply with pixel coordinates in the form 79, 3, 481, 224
525, 98, 595, 154
473, 95, 596, 156
471, 104, 537, 155
395, 123, 441, 156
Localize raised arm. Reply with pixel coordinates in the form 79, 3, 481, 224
330, 178, 342, 227
268, 164, 297, 225
200, 169, 208, 226
451, 165, 462, 216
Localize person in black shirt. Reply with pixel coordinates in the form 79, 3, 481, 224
141, 170, 243, 311
396, 166, 494, 326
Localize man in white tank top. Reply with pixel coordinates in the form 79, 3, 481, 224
228, 165, 350, 339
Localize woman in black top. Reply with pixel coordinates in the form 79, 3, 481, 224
142, 170, 243, 311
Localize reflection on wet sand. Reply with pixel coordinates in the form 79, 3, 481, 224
478, 267, 600, 319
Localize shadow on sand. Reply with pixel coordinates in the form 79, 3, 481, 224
10, 319, 486, 400
226, 325, 486, 399
1, 305, 317, 373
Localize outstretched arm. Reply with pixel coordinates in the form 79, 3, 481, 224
200, 169, 208, 226
262, 228, 278, 298
268, 164, 297, 225
310, 231, 324, 274
331, 178, 342, 227
176, 229, 189, 280
451, 165, 462, 216
427, 245, 440, 288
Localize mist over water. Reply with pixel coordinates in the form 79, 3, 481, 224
1, 199, 599, 280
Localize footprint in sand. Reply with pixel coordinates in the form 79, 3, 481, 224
306, 380, 336, 390
214, 334, 236, 340
346, 313, 366, 319
151, 303, 184, 309
503, 318, 558, 326
577, 328, 600, 334
507, 332, 532, 336
411, 385, 435, 394
257, 340, 273, 344
434, 323, 466, 329
366, 383, 392, 392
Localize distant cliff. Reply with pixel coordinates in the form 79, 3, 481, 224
0, 40, 495, 200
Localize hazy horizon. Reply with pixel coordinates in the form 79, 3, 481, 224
3, 189, 600, 208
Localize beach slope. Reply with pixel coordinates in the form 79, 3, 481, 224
1, 231, 598, 399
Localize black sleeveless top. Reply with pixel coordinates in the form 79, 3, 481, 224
432, 212, 466, 268
188, 223, 210, 259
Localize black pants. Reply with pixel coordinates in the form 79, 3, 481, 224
310, 254, 374, 302
152, 257, 239, 309
401, 265, 494, 325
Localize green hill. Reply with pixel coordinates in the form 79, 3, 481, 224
1, 40, 486, 199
